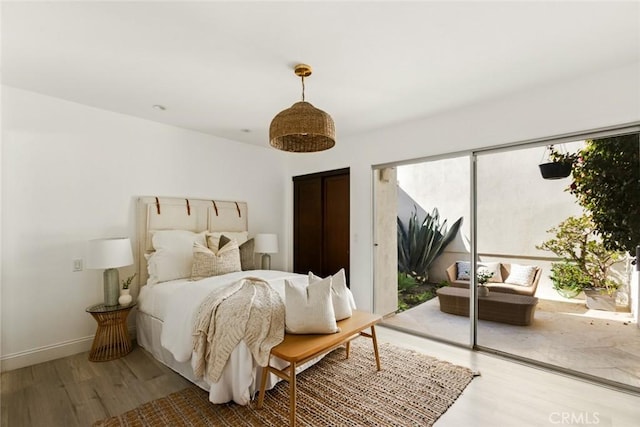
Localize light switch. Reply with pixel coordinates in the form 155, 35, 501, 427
73, 259, 83, 272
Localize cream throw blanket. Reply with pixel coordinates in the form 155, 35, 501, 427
192, 277, 285, 383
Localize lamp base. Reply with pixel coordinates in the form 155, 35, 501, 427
104, 268, 120, 306
261, 253, 271, 270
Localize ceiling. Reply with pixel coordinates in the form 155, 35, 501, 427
2, 1, 639, 148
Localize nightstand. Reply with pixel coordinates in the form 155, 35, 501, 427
86, 303, 136, 362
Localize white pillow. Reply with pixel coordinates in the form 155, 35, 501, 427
309, 269, 356, 320
456, 261, 471, 280
478, 262, 503, 283
206, 231, 248, 250
334, 269, 357, 310
149, 230, 207, 283
284, 277, 339, 334
457, 261, 503, 283
505, 264, 537, 286
190, 241, 241, 280
144, 252, 159, 284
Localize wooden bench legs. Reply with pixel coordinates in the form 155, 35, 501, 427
360, 324, 381, 371
257, 359, 298, 427
345, 326, 381, 370
257, 324, 381, 427
289, 361, 297, 427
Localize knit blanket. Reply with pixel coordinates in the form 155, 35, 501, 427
192, 277, 285, 383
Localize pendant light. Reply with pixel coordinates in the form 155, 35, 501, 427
269, 64, 335, 153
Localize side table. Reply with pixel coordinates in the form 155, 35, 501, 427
86, 303, 136, 362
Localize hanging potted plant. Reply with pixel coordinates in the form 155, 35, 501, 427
539, 145, 572, 180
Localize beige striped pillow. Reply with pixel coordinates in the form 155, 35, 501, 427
218, 235, 255, 271
191, 241, 241, 280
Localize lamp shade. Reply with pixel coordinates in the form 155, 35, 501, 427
254, 234, 278, 254
269, 64, 336, 153
269, 101, 335, 153
86, 237, 134, 269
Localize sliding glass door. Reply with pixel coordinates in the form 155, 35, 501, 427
379, 155, 472, 346
377, 126, 639, 391
474, 131, 640, 391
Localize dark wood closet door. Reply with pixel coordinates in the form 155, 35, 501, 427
322, 174, 350, 279
293, 168, 350, 282
293, 178, 323, 275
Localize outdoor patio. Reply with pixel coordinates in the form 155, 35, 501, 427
382, 295, 640, 389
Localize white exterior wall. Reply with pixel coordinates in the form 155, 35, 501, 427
397, 155, 472, 254
1, 86, 288, 370
397, 143, 584, 283
476, 143, 584, 257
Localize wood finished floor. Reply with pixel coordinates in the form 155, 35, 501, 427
1, 344, 191, 427
1, 327, 638, 426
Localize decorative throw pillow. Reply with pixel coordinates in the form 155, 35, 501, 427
505, 264, 537, 286
456, 261, 471, 280
478, 262, 503, 283
239, 238, 255, 271
309, 268, 355, 320
218, 235, 255, 271
284, 277, 339, 334
150, 230, 207, 283
335, 269, 357, 310
190, 241, 241, 280
218, 234, 232, 249
206, 231, 248, 251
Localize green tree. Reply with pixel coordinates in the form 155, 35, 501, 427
536, 214, 623, 294
561, 134, 640, 256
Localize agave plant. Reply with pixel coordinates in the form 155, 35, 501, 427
398, 208, 463, 283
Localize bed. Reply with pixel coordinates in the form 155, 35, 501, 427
134, 196, 319, 405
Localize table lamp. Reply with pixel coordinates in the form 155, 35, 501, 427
87, 237, 134, 306
254, 233, 278, 270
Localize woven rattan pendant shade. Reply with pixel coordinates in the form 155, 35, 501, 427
269, 101, 335, 152
269, 64, 335, 153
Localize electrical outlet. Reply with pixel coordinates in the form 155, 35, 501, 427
73, 259, 83, 272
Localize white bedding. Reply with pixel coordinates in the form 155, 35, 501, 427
136, 270, 309, 405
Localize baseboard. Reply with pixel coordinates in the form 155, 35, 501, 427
1, 326, 136, 372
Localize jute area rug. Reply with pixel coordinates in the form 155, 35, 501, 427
95, 340, 475, 426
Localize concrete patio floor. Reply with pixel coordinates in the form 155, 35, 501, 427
382, 296, 640, 389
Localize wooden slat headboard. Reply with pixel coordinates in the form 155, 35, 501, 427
136, 196, 248, 287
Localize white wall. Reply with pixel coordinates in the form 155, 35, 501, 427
1, 86, 288, 370
285, 62, 640, 312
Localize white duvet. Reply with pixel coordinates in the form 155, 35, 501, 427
137, 270, 308, 404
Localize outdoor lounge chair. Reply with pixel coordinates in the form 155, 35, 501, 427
445, 262, 541, 297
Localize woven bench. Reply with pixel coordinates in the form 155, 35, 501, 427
257, 310, 382, 427
436, 286, 538, 326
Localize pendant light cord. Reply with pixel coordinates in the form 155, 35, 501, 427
301, 76, 306, 102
